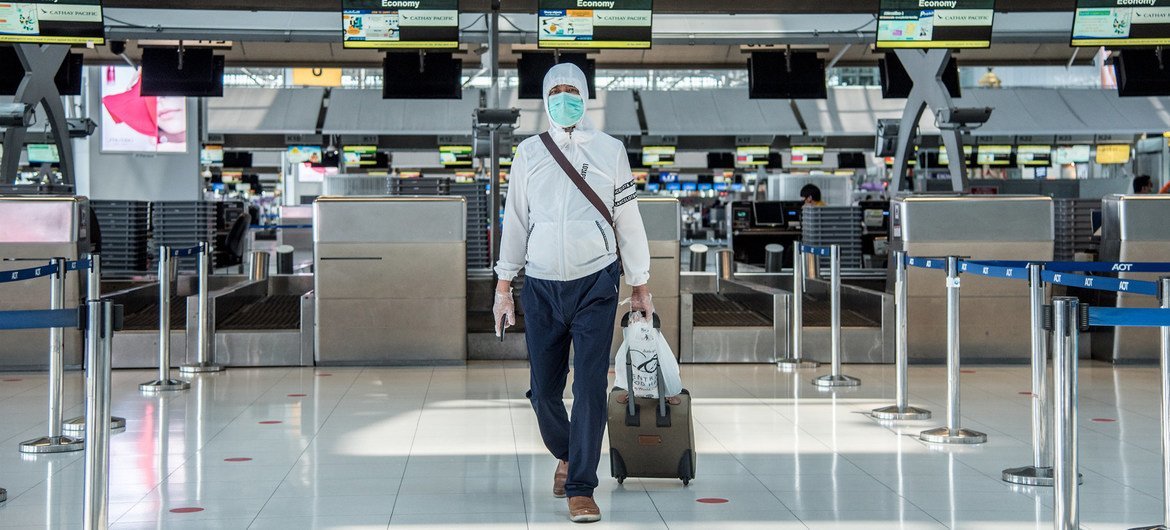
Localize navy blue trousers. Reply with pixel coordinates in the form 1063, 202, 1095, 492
523, 260, 620, 498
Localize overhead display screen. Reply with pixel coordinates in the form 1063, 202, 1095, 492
27, 143, 59, 164
735, 146, 770, 167
0, 1, 104, 45
641, 146, 675, 167
343, 145, 378, 167
1072, 0, 1170, 47
538, 0, 652, 49
790, 146, 825, 166
439, 145, 473, 167
1096, 144, 1131, 164
1055, 145, 1092, 164
876, 0, 996, 49
1017, 145, 1053, 167
287, 145, 323, 165
342, 0, 459, 49
975, 145, 1012, 166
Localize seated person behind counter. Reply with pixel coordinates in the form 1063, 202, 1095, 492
801, 184, 826, 206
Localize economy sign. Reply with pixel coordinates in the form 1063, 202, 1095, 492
877, 0, 996, 49
0, 0, 104, 45
538, 0, 652, 49
342, 0, 459, 49
1072, 0, 1170, 47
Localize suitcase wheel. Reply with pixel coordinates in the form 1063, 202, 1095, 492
611, 448, 628, 485
617, 476, 626, 484
682, 478, 690, 486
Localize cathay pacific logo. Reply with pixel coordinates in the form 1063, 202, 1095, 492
1117, 0, 1156, 5
382, 0, 421, 7
919, 0, 958, 7
578, 0, 616, 7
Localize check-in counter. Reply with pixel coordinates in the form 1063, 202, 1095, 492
891, 195, 1053, 362
1098, 194, 1170, 362
0, 196, 91, 369
612, 198, 681, 357
314, 196, 466, 365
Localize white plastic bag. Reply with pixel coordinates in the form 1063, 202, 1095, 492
612, 316, 682, 399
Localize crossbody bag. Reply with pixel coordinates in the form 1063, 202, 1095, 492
538, 131, 623, 275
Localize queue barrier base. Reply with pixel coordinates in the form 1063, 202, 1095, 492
776, 358, 820, 372
19, 434, 83, 454
1128, 525, 1169, 530
139, 379, 191, 393
871, 405, 932, 421
812, 374, 861, 388
0, 487, 6, 503
919, 426, 987, 445
1002, 465, 1055, 487
62, 416, 126, 435
180, 362, 223, 374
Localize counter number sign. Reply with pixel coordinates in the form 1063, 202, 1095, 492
538, 0, 653, 49
342, 0, 459, 49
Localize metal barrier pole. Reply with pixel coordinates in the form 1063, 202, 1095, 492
778, 240, 819, 371
1131, 277, 1170, 530
20, 258, 83, 454
82, 298, 113, 530
920, 256, 986, 444
814, 244, 860, 388
181, 242, 223, 374
872, 250, 931, 420
140, 247, 189, 392
715, 248, 734, 293
1005, 263, 1056, 486
63, 254, 126, 435
1052, 296, 1080, 530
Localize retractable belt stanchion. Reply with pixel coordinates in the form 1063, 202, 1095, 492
1004, 262, 1058, 486
20, 258, 83, 454
777, 239, 819, 371
919, 256, 987, 444
813, 244, 861, 388
1051, 296, 1081, 530
83, 298, 115, 530
180, 242, 223, 374
1131, 277, 1170, 530
140, 246, 189, 392
63, 254, 126, 436
872, 250, 931, 420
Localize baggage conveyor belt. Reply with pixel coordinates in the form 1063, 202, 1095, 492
691, 292, 878, 327
120, 296, 188, 331
218, 295, 302, 330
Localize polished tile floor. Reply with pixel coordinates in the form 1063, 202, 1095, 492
0, 361, 1165, 529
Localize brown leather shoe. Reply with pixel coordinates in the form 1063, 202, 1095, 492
568, 495, 602, 523
553, 459, 569, 498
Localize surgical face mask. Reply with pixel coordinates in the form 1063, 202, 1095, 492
547, 92, 585, 128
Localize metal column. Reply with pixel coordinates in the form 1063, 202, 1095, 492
20, 258, 83, 454
1052, 296, 1080, 530
872, 250, 931, 420
181, 242, 223, 373
82, 298, 114, 530
813, 245, 860, 388
1004, 263, 1057, 485
63, 255, 126, 436
140, 247, 189, 392
1131, 278, 1170, 530
920, 256, 986, 444
777, 240, 819, 371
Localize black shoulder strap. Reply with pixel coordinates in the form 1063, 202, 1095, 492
538, 132, 614, 227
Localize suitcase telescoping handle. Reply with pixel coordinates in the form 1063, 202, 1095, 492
623, 311, 671, 428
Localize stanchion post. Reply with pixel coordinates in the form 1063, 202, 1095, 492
813, 244, 860, 388
140, 246, 189, 392
777, 240, 819, 371
1004, 262, 1057, 486
83, 298, 113, 530
872, 250, 931, 420
20, 258, 83, 454
1052, 296, 1080, 530
1131, 277, 1170, 530
63, 254, 126, 435
919, 256, 986, 444
180, 242, 223, 374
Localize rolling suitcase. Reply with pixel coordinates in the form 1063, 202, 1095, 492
607, 312, 696, 485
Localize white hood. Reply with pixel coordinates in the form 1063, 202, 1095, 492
542, 62, 595, 134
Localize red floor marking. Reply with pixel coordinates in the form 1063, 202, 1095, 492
960, 370, 976, 374
696, 498, 729, 504
1, 378, 22, 382
258, 420, 283, 425
169, 507, 204, 513
316, 373, 332, 377
287, 394, 307, 397
1092, 418, 1117, 423
223, 457, 252, 462
1018, 391, 1032, 396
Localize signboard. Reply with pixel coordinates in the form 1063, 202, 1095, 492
287, 145, 323, 165
791, 146, 825, 166
938, 145, 974, 166
0, 1, 104, 45
538, 0, 652, 49
26, 143, 58, 163
343, 145, 378, 167
439, 145, 473, 167
976, 145, 1012, 166
1072, 0, 1170, 47
735, 146, 770, 167
342, 0, 459, 49
876, 0, 996, 49
1096, 144, 1131, 164
1017, 145, 1052, 167
1055, 145, 1092, 164
641, 145, 675, 167
100, 66, 188, 154
201, 144, 224, 165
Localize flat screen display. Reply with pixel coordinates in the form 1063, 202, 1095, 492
1017, 145, 1052, 167
100, 66, 188, 154
642, 145, 675, 167
517, 53, 596, 99
735, 146, 770, 167
1055, 145, 1092, 164
1072, 0, 1170, 47
201, 144, 224, 165
0, 1, 104, 45
383, 52, 462, 99
752, 202, 786, 227
26, 143, 58, 163
342, 0, 459, 49
748, 51, 828, 99
287, 145, 323, 165
343, 145, 378, 167
439, 145, 473, 167
1096, 144, 1131, 164
538, 0, 652, 49
140, 47, 224, 97
939, 145, 974, 166
976, 145, 1012, 166
790, 146, 825, 166
877, 0, 996, 49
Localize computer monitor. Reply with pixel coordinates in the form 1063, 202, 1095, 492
752, 201, 786, 227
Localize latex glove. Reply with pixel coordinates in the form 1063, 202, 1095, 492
493, 288, 516, 337
629, 285, 654, 321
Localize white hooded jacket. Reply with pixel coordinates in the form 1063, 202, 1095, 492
494, 63, 651, 286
